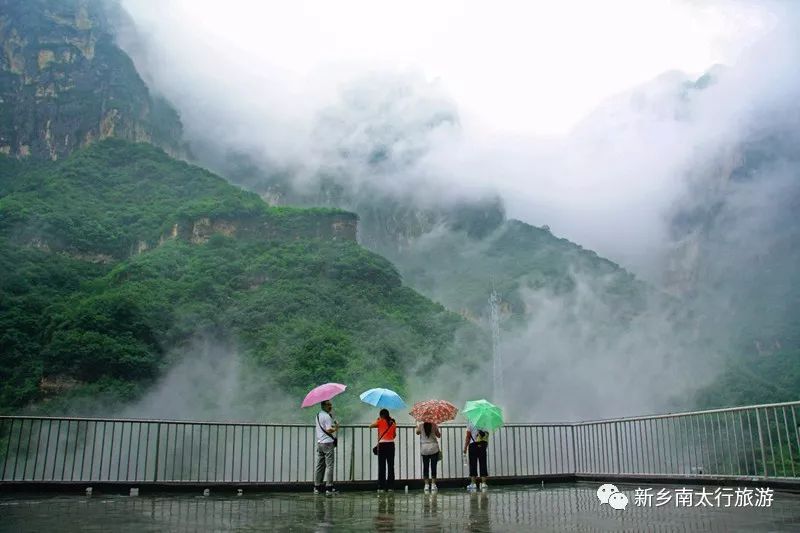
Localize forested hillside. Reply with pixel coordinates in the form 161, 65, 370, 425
4, 0, 796, 423
0, 140, 488, 416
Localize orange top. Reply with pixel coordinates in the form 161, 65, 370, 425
376, 418, 396, 442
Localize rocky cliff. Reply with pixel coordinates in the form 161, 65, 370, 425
0, 140, 359, 264
0, 0, 185, 160
180, 213, 357, 246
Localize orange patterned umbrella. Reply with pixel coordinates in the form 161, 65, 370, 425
409, 399, 459, 424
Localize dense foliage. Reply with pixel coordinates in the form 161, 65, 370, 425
0, 141, 488, 415
386, 219, 647, 325
4, 0, 796, 420
0, 140, 350, 257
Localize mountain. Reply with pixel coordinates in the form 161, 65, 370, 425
573, 65, 800, 408
199, 62, 800, 416
204, 77, 689, 421
668, 100, 800, 408
0, 139, 489, 418
9, 0, 792, 422
0, 0, 186, 160
0, 1, 491, 419
214, 77, 647, 329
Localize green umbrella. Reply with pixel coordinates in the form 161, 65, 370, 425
463, 399, 504, 431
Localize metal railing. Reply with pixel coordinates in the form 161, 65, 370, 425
0, 418, 572, 483
1, 400, 798, 484
575, 401, 800, 479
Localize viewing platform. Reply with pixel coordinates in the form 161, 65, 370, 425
2, 401, 799, 531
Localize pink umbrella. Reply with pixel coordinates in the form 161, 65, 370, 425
301, 383, 347, 407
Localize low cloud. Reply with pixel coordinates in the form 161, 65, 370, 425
119, 336, 299, 422
110, 1, 800, 421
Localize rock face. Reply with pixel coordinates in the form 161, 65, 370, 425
0, 0, 185, 160
181, 214, 358, 246
20, 208, 359, 261
20, 209, 359, 260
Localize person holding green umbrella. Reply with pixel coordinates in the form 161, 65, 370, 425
462, 399, 504, 492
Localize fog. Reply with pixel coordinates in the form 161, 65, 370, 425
116, 0, 790, 276
118, 337, 282, 422
111, 0, 800, 421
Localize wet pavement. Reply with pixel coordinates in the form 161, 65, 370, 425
1, 482, 800, 531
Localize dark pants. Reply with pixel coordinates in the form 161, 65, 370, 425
377, 442, 395, 490
422, 453, 438, 479
468, 442, 488, 478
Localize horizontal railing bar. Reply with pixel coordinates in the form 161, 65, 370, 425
0, 417, 324, 427
575, 400, 800, 425
0, 416, 575, 428
3, 399, 798, 430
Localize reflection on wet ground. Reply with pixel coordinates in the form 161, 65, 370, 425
1, 482, 800, 532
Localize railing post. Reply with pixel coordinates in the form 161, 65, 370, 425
570, 425, 577, 474
511, 427, 518, 476
614, 422, 622, 474
349, 427, 355, 481
1, 419, 13, 481
755, 409, 768, 478
153, 423, 161, 482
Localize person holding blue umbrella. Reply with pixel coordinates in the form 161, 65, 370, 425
370, 408, 397, 492
361, 388, 406, 492
360, 388, 407, 410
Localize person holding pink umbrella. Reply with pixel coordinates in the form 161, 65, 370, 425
302, 383, 346, 496
314, 399, 339, 495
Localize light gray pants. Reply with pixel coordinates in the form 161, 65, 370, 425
315, 442, 336, 486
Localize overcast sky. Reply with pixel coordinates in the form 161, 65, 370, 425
123, 0, 773, 136
117, 0, 798, 419
120, 0, 788, 278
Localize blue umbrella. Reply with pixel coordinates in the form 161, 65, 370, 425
359, 388, 407, 409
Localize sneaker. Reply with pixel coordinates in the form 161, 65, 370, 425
325, 486, 337, 496
431, 483, 438, 492
480, 482, 488, 492
424, 483, 430, 493
377, 489, 385, 494
466, 483, 477, 492
313, 486, 320, 494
